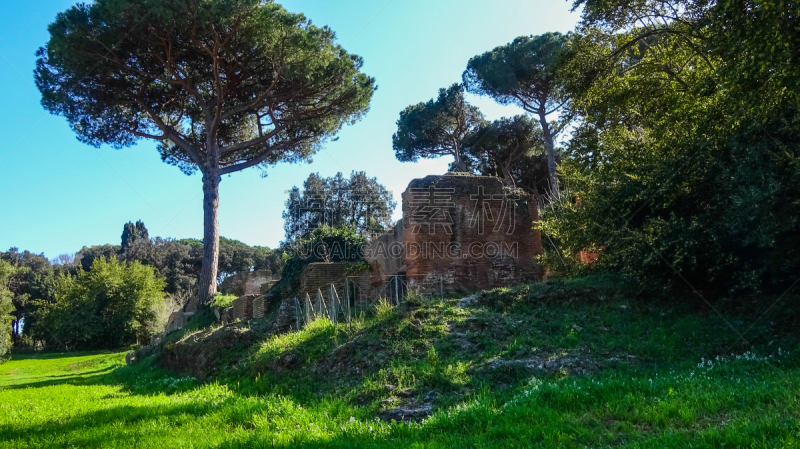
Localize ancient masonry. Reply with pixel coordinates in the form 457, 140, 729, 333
219, 269, 279, 296
368, 174, 543, 292
164, 310, 193, 334
217, 295, 267, 324
215, 270, 279, 324
297, 263, 350, 300
168, 174, 543, 332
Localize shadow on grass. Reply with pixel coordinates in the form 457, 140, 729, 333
8, 349, 122, 361
1, 367, 119, 390
46, 366, 119, 379
0, 400, 239, 446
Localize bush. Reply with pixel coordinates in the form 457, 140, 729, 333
0, 261, 18, 360
31, 257, 165, 350
210, 293, 237, 309
537, 0, 800, 297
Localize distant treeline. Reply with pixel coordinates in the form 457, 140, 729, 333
0, 221, 283, 352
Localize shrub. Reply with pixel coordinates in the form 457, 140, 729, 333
0, 261, 18, 360
536, 0, 800, 297
374, 297, 395, 319
210, 293, 237, 309
31, 257, 165, 350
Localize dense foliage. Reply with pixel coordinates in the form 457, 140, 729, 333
121, 221, 149, 251
538, 0, 800, 295
283, 171, 396, 243
0, 261, 22, 359
463, 115, 553, 201
463, 32, 571, 196
30, 257, 165, 350
393, 84, 553, 199
0, 249, 61, 347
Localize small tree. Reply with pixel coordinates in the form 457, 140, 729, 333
121, 220, 150, 251
32, 257, 165, 350
36, 0, 375, 304
51, 253, 77, 266
463, 33, 570, 197
271, 226, 367, 298
0, 248, 56, 346
393, 83, 484, 171
283, 171, 396, 242
464, 115, 551, 200
76, 244, 121, 272
0, 261, 20, 359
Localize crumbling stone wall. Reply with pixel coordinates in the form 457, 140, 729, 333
400, 174, 542, 291
366, 219, 405, 277
165, 311, 194, 333
252, 297, 266, 319
219, 269, 277, 296
232, 295, 253, 321
299, 263, 349, 300
218, 295, 268, 325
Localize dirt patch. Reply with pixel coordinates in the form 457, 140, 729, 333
379, 404, 432, 422
479, 352, 601, 375
456, 295, 479, 308
378, 387, 437, 422
158, 324, 264, 380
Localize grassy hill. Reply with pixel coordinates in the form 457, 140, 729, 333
2, 276, 800, 447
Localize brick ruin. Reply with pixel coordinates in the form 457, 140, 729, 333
217, 295, 267, 325
217, 174, 543, 325
215, 270, 278, 324
367, 174, 543, 292
219, 269, 279, 296
164, 173, 543, 333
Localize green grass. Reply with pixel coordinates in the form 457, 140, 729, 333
2, 277, 800, 448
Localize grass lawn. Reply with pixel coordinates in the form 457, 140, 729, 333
2, 277, 800, 448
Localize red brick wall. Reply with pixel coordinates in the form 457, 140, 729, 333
219, 270, 274, 296
401, 175, 542, 292
252, 297, 266, 320
299, 263, 348, 301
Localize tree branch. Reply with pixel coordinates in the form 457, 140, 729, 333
219, 144, 284, 175
136, 98, 206, 167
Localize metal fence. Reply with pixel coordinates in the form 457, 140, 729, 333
292, 275, 447, 330
346, 274, 447, 306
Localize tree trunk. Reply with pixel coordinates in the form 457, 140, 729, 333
198, 171, 221, 305
11, 319, 18, 345
453, 149, 467, 172
538, 111, 560, 199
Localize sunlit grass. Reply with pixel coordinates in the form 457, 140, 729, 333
2, 278, 800, 448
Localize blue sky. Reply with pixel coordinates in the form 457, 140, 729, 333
0, 0, 580, 259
